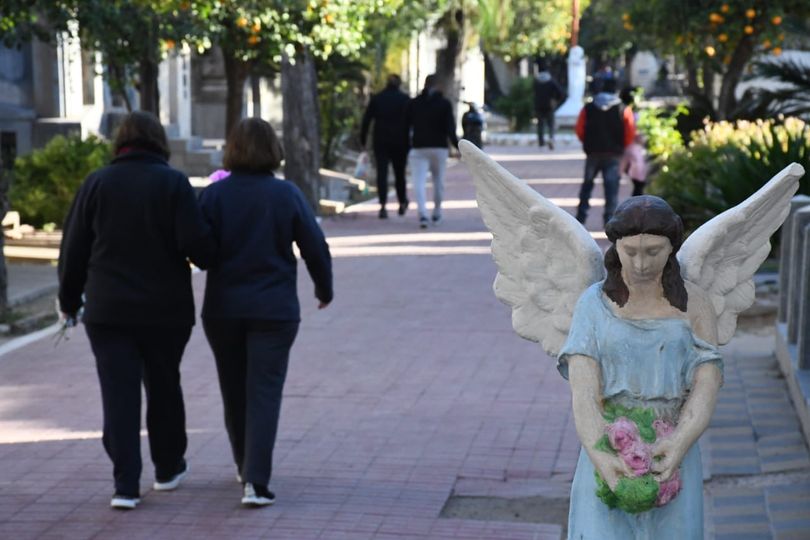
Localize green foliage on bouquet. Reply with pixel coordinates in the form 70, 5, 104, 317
595, 403, 662, 513
594, 434, 617, 455
602, 403, 656, 443
594, 469, 660, 514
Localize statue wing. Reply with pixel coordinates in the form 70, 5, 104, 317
677, 163, 804, 344
459, 140, 606, 357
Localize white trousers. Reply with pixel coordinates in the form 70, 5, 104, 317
408, 148, 449, 220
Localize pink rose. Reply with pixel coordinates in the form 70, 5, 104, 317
655, 469, 682, 506
621, 441, 653, 476
653, 419, 675, 439
606, 417, 639, 453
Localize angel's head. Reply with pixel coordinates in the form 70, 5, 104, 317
603, 196, 688, 312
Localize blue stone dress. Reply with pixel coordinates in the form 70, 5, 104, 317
557, 282, 723, 540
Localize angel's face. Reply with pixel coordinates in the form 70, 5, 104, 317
616, 234, 673, 284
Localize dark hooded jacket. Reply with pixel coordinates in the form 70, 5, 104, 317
405, 89, 459, 149
575, 92, 636, 156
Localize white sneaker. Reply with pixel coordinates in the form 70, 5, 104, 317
153, 462, 188, 491
241, 483, 275, 507
110, 494, 140, 510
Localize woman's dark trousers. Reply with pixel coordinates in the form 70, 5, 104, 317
202, 318, 299, 486
85, 324, 191, 497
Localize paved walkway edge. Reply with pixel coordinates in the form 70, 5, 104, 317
0, 322, 60, 359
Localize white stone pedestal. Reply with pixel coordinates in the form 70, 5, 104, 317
555, 45, 586, 128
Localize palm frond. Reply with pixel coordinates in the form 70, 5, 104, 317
735, 57, 810, 119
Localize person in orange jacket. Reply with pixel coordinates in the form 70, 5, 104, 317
574, 77, 636, 226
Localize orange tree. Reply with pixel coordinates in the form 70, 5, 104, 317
71, 0, 192, 114
590, 0, 807, 119
176, 0, 388, 209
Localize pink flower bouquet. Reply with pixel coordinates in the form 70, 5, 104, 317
593, 403, 682, 513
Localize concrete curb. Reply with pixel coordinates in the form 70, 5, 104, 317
8, 283, 59, 308
0, 322, 61, 359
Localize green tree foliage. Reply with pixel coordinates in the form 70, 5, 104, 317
362, 0, 446, 87
579, 0, 642, 62
0, 1, 56, 45
183, 0, 383, 136
585, 0, 809, 119
64, 0, 191, 113
9, 135, 112, 228
479, 0, 591, 60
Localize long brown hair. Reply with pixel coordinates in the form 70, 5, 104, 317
603, 196, 688, 311
113, 111, 170, 160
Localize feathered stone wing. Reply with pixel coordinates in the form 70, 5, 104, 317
459, 140, 605, 357
678, 163, 804, 345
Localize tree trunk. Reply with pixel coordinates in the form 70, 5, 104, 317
717, 36, 755, 120
483, 52, 503, 106
435, 8, 466, 110
251, 73, 261, 117
109, 62, 132, 112
281, 49, 321, 212
223, 50, 251, 138
685, 57, 699, 96
138, 57, 160, 115
138, 15, 160, 116
701, 60, 718, 119
0, 162, 8, 318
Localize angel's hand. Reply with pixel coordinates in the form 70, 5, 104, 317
591, 452, 632, 491
651, 437, 687, 482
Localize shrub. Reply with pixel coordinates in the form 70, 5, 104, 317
9, 134, 111, 228
495, 76, 534, 132
636, 103, 687, 163
648, 117, 810, 236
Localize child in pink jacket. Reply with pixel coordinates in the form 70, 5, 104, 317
621, 132, 648, 196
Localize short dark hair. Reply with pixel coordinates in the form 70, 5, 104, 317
601, 77, 617, 93
424, 74, 438, 90
603, 195, 688, 311
386, 74, 402, 87
113, 111, 170, 159
535, 57, 548, 71
222, 117, 284, 174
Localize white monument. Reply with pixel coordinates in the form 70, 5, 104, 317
630, 51, 659, 94
555, 45, 586, 127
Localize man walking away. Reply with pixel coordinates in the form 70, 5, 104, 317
533, 59, 564, 149
574, 77, 635, 227
405, 74, 459, 229
361, 74, 411, 219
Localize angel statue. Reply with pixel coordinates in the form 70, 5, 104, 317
459, 139, 804, 540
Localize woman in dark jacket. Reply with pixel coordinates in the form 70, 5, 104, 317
199, 118, 332, 507
58, 112, 215, 510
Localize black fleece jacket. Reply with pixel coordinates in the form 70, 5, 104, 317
405, 90, 459, 149
58, 151, 215, 326
198, 172, 333, 322
360, 84, 410, 148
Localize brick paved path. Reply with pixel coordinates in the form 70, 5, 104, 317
705, 335, 810, 540
1, 143, 808, 539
